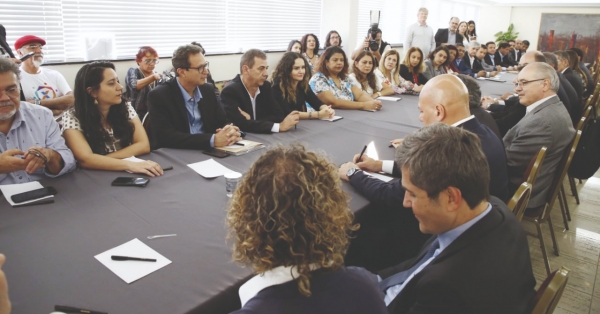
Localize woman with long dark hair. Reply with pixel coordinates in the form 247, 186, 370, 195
348, 51, 393, 98
287, 40, 302, 53
399, 47, 428, 91
63, 61, 163, 176
272, 52, 334, 119
324, 30, 342, 48
301, 33, 320, 72
466, 21, 477, 41
423, 46, 450, 80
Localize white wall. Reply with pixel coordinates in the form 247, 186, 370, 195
477, 6, 513, 45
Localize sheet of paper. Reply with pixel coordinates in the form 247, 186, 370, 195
0, 181, 53, 206
95, 238, 172, 284
377, 96, 401, 102
187, 158, 233, 178
123, 156, 145, 162
222, 140, 254, 149
360, 109, 377, 112
321, 116, 343, 122
364, 171, 394, 182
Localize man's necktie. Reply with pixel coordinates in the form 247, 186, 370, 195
379, 239, 440, 292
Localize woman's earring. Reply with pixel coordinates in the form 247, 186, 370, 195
94, 98, 98, 105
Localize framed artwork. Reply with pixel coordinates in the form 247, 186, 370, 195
538, 13, 600, 63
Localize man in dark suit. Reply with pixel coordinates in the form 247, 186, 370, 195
148, 44, 241, 150
483, 41, 500, 70
462, 42, 487, 78
544, 52, 580, 126
456, 74, 502, 139
503, 62, 575, 209
434, 17, 463, 47
220, 49, 299, 134
569, 48, 595, 98
453, 43, 473, 75
555, 50, 584, 100
494, 42, 514, 68
376, 123, 536, 314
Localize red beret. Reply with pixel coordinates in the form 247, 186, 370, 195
14, 35, 46, 50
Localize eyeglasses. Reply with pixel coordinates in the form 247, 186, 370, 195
142, 59, 159, 65
187, 62, 209, 73
514, 78, 546, 88
0, 86, 20, 98
22, 45, 44, 50
330, 36, 340, 39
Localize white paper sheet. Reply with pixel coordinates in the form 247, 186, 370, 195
94, 238, 172, 284
0, 181, 53, 206
123, 156, 145, 162
377, 96, 401, 102
222, 140, 254, 149
187, 158, 234, 178
364, 171, 394, 182
321, 116, 343, 122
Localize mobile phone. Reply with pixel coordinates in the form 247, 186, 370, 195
162, 166, 173, 171
203, 149, 230, 158
11, 187, 57, 203
20, 52, 35, 61
111, 177, 149, 187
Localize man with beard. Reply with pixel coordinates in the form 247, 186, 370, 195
14, 35, 74, 117
0, 58, 75, 184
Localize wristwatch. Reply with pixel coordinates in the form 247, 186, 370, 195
346, 167, 362, 179
34, 99, 41, 106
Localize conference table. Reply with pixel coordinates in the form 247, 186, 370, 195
0, 74, 516, 314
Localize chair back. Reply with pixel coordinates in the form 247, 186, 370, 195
529, 266, 570, 314
577, 107, 592, 132
142, 112, 152, 147
507, 182, 532, 222
521, 147, 548, 188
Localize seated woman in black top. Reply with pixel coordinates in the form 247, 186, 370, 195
399, 46, 428, 92
272, 52, 334, 120
227, 144, 387, 314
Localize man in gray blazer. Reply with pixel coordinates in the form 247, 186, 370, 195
503, 62, 575, 209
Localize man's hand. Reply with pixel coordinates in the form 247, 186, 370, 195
238, 107, 251, 120
0, 254, 10, 314
362, 100, 382, 111
353, 154, 383, 172
481, 96, 498, 109
23, 146, 55, 174
26, 98, 36, 104
0, 149, 27, 174
361, 37, 370, 49
477, 70, 486, 78
501, 92, 513, 100
214, 124, 242, 147
339, 162, 359, 181
390, 138, 403, 148
489, 71, 498, 77
496, 65, 502, 72
10, 58, 21, 64
280, 111, 300, 132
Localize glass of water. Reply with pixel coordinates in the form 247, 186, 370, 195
225, 172, 242, 197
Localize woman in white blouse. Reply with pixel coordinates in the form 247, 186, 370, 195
63, 61, 163, 176
375, 50, 412, 93
348, 51, 393, 98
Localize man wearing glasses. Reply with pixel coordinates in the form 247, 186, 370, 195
14, 35, 74, 118
148, 44, 241, 150
503, 62, 575, 211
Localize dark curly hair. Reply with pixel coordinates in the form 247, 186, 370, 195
227, 143, 358, 297
272, 52, 311, 107
352, 50, 378, 93
73, 61, 133, 155
428, 46, 451, 68
300, 33, 320, 56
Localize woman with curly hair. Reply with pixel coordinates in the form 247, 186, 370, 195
272, 52, 335, 119
227, 144, 387, 314
300, 33, 320, 72
349, 50, 394, 98
63, 61, 163, 176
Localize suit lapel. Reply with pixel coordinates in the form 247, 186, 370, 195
169, 79, 191, 133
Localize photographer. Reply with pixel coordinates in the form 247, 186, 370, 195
351, 28, 390, 63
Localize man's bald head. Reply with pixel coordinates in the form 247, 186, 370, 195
519, 51, 545, 68
418, 74, 470, 126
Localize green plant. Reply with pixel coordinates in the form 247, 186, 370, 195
494, 24, 519, 44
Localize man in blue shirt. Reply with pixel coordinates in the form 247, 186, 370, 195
0, 58, 75, 185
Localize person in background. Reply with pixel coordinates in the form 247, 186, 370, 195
457, 21, 470, 46
228, 144, 388, 314
272, 52, 334, 119
404, 8, 436, 59
309, 46, 381, 110
301, 34, 320, 73
445, 45, 459, 73
422, 46, 449, 80
324, 31, 342, 49
63, 61, 163, 176
287, 40, 302, 53
456, 74, 502, 139
190, 42, 220, 98
434, 17, 463, 47
569, 47, 594, 98
352, 28, 390, 63
476, 45, 499, 76
125, 46, 161, 118
0, 25, 25, 101
349, 50, 393, 98
376, 50, 412, 93
466, 20, 477, 41
454, 43, 472, 75
399, 47, 427, 91
565, 49, 588, 96
0, 254, 9, 314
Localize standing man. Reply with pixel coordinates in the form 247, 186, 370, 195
14, 35, 73, 117
434, 17, 463, 47
404, 8, 436, 59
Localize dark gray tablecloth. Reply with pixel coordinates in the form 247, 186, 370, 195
0, 74, 516, 314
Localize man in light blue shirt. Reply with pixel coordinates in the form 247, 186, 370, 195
0, 58, 75, 184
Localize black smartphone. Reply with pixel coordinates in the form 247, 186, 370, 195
111, 177, 149, 187
20, 52, 35, 61
162, 166, 173, 171
203, 149, 230, 158
11, 187, 57, 203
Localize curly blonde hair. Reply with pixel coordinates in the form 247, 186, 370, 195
226, 143, 358, 297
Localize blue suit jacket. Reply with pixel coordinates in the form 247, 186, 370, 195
455, 59, 474, 77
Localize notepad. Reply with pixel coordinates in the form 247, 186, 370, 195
0, 181, 54, 207
188, 158, 234, 178
321, 116, 343, 122
378, 96, 401, 102
216, 140, 265, 156
364, 172, 394, 182
95, 238, 171, 284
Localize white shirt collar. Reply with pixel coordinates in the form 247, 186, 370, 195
451, 115, 475, 127
526, 95, 555, 114
240, 77, 260, 119
561, 68, 567, 74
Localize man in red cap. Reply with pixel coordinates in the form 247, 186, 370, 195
15, 35, 73, 117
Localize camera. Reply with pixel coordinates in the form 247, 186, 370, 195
368, 10, 381, 51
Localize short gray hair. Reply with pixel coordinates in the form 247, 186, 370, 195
450, 16, 459, 22
456, 74, 481, 109
396, 123, 490, 209
554, 50, 569, 63
468, 41, 480, 49
542, 52, 558, 69
418, 8, 428, 14
172, 44, 202, 76
0, 58, 20, 84
526, 62, 560, 92
240, 49, 267, 73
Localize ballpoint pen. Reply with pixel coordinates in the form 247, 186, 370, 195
111, 255, 156, 262
54, 305, 107, 314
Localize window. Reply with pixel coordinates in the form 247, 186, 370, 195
1, 0, 322, 63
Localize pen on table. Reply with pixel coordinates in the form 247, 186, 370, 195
357, 145, 368, 163
388, 144, 394, 148
54, 305, 107, 314
233, 142, 245, 146
111, 255, 156, 262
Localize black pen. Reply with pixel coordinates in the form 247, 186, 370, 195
111, 255, 156, 262
233, 142, 245, 146
388, 144, 394, 148
357, 145, 367, 163
55, 305, 107, 314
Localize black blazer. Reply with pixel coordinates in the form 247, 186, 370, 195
147, 79, 229, 150
483, 54, 500, 68
220, 74, 285, 134
563, 68, 584, 101
399, 64, 428, 86
462, 54, 484, 72
434, 28, 464, 48
559, 73, 581, 126
470, 106, 501, 140
494, 51, 512, 68
380, 197, 536, 314
272, 78, 323, 115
